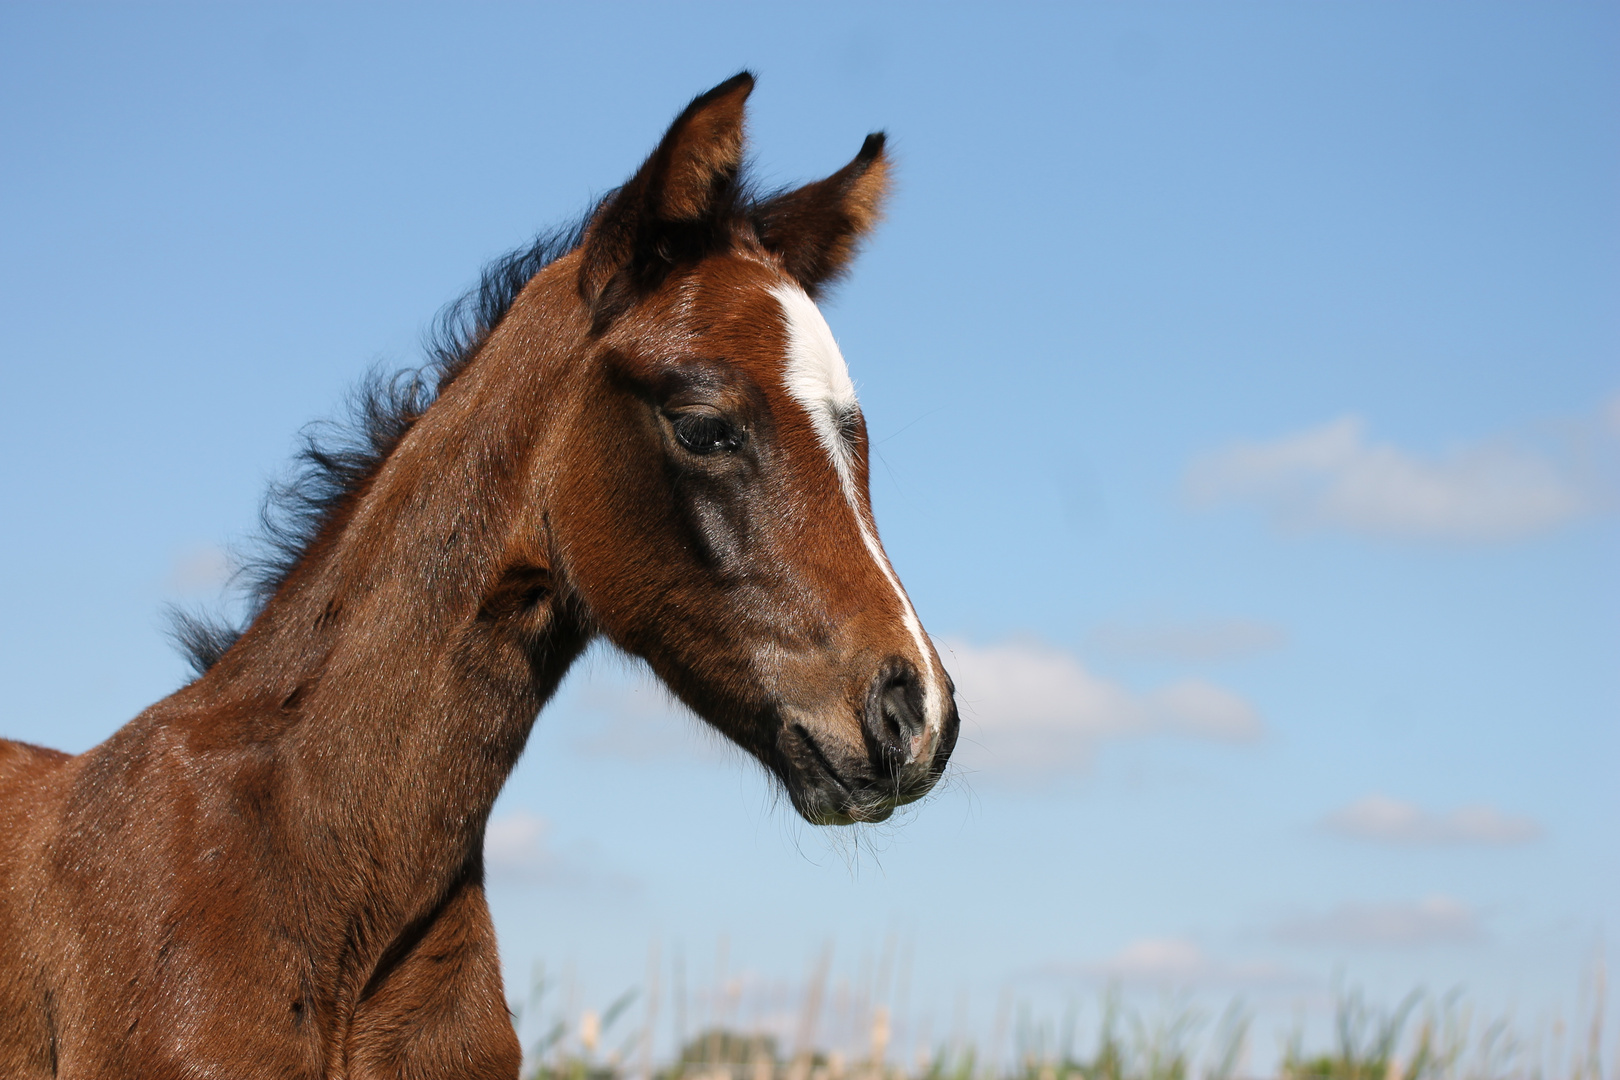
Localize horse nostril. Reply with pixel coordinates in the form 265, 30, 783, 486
863, 660, 926, 774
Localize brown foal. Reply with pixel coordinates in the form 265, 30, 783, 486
0, 73, 958, 1077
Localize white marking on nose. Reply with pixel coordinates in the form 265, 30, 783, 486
770, 282, 942, 745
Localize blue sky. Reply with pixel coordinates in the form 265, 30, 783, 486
2, 3, 1615, 1072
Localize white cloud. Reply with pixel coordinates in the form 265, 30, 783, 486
1044, 937, 1297, 987
485, 810, 552, 876
1089, 619, 1287, 663
1321, 794, 1541, 846
943, 638, 1264, 775
1274, 895, 1482, 948
560, 641, 1265, 779
1105, 937, 1208, 980
1185, 413, 1601, 541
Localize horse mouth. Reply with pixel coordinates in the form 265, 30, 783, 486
779, 722, 943, 826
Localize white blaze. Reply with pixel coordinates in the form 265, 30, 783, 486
770, 282, 943, 744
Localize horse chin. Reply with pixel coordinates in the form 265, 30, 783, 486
820, 806, 893, 827
780, 763, 933, 827
790, 790, 897, 827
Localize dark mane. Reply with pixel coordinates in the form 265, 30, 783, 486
171, 215, 592, 677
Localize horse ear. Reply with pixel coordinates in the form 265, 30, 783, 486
751, 133, 890, 296
579, 72, 755, 325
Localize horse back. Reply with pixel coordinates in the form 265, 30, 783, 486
0, 736, 72, 861
0, 736, 72, 871
0, 735, 69, 775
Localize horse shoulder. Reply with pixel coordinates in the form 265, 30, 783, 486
0, 738, 75, 1078
11, 705, 327, 1074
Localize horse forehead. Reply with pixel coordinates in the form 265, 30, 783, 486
767, 281, 857, 412
675, 265, 855, 402
680, 257, 785, 330
620, 263, 858, 444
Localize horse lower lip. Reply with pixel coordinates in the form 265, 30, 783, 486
793, 770, 932, 826
784, 725, 938, 824
854, 803, 895, 823
798, 797, 893, 827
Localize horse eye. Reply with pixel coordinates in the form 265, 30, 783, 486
671, 412, 743, 455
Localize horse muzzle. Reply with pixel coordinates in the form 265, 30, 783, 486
775, 659, 959, 826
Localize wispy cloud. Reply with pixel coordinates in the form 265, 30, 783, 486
166, 544, 234, 593
575, 682, 712, 760
1275, 896, 1482, 948
1321, 794, 1541, 846
1040, 937, 1298, 987
1088, 619, 1287, 663
1184, 405, 1616, 542
484, 809, 639, 892
944, 638, 1264, 776
564, 655, 733, 764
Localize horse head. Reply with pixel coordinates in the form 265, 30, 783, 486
479, 74, 958, 824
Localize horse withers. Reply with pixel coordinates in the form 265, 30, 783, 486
0, 73, 958, 1077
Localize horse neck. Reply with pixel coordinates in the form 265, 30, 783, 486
197, 285, 589, 917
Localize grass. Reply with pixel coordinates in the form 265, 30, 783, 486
512, 957, 1611, 1080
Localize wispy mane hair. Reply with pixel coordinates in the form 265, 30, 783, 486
172, 215, 592, 677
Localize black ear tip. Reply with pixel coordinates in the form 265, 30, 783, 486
857, 132, 887, 162
701, 70, 757, 103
